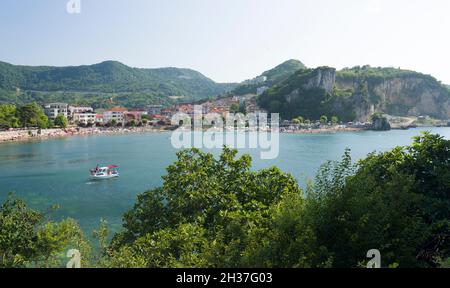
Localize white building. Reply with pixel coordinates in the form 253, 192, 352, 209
69, 106, 94, 118
103, 108, 127, 123
44, 103, 68, 120
73, 113, 96, 125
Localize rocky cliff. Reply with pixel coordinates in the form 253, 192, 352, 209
258, 65, 450, 121
335, 67, 450, 121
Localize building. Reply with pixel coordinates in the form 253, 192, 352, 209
44, 103, 68, 120
68, 106, 94, 118
103, 107, 127, 124
95, 114, 104, 124
73, 112, 96, 125
147, 105, 163, 116
123, 111, 143, 123
161, 109, 174, 118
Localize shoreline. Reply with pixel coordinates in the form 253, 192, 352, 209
1, 125, 448, 144
0, 127, 169, 144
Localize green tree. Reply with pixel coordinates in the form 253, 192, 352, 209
17, 103, 48, 129
308, 133, 450, 267
106, 148, 319, 268
320, 115, 328, 124
0, 104, 20, 129
54, 114, 69, 128
292, 116, 304, 125
331, 116, 338, 125
0, 195, 92, 268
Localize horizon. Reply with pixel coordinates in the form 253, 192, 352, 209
1, 0, 450, 84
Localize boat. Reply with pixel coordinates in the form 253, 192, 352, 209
90, 165, 119, 179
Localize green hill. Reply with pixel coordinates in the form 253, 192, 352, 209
0, 60, 236, 108
231, 59, 307, 95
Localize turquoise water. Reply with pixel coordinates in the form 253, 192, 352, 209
1, 128, 449, 234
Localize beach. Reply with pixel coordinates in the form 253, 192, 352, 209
0, 126, 169, 143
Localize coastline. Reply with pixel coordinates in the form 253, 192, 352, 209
0, 125, 363, 144
0, 126, 169, 144
2, 125, 446, 144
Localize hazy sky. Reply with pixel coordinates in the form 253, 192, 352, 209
1, 0, 449, 83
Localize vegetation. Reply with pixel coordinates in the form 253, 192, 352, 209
331, 116, 339, 125
0, 104, 20, 129
257, 64, 450, 121
0, 195, 91, 268
258, 68, 356, 121
308, 133, 450, 267
1, 133, 449, 268
0, 60, 237, 107
0, 103, 49, 130
231, 60, 306, 96
54, 114, 69, 128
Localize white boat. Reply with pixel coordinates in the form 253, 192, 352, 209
90, 165, 119, 179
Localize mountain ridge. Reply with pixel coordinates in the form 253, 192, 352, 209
0, 60, 237, 107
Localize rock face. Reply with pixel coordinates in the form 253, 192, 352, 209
302, 67, 336, 92
258, 65, 450, 121
335, 74, 450, 121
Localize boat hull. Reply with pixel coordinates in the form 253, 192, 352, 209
91, 174, 119, 180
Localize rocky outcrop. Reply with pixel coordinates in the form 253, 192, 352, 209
335, 74, 450, 121
302, 67, 336, 92
258, 65, 450, 122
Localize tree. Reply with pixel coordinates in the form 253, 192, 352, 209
307, 133, 450, 267
0, 104, 20, 129
107, 147, 320, 268
292, 116, 304, 125
17, 103, 48, 129
331, 116, 338, 125
320, 115, 328, 124
0, 195, 92, 268
54, 114, 69, 128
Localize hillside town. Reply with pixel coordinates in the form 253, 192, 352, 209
1, 93, 449, 143
41, 94, 268, 128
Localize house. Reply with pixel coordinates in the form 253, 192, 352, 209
103, 107, 127, 124
147, 105, 163, 116
68, 106, 94, 118
73, 112, 96, 125
161, 109, 174, 118
95, 114, 104, 124
44, 103, 69, 120
124, 111, 143, 123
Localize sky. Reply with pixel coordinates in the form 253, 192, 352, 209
0, 0, 449, 84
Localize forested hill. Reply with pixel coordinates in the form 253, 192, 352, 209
0, 60, 237, 108
231, 59, 307, 95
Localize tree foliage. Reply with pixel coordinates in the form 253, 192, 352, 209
54, 114, 69, 128
307, 133, 450, 267
0, 195, 91, 268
